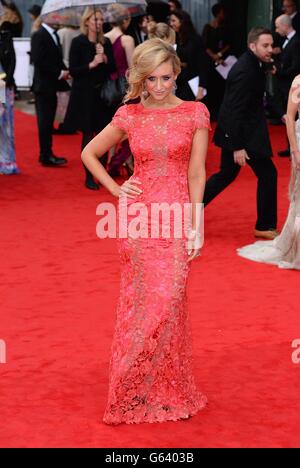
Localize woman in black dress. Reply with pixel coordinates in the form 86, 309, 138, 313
0, 1, 23, 37
202, 4, 232, 120
68, 7, 116, 190
169, 10, 210, 103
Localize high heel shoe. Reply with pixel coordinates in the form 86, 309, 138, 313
85, 178, 100, 190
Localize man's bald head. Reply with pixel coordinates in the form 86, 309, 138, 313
275, 14, 294, 36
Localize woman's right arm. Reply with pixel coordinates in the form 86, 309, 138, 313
81, 124, 142, 198
286, 77, 300, 169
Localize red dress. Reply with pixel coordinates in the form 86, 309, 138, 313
103, 101, 210, 425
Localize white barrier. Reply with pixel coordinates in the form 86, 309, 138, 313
13, 38, 32, 90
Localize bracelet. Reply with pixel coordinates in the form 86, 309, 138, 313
189, 229, 200, 236
187, 229, 203, 253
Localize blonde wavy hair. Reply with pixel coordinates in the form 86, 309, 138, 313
80, 7, 105, 44
147, 21, 176, 45
124, 38, 181, 102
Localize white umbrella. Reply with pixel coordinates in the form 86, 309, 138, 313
41, 0, 146, 15
41, 0, 147, 26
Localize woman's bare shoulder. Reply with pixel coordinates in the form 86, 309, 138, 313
121, 35, 135, 46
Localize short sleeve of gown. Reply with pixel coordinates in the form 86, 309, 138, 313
291, 75, 300, 89
110, 105, 128, 133
194, 102, 211, 131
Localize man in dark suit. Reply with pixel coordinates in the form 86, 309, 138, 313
282, 0, 300, 36
31, 17, 70, 166
274, 14, 300, 156
204, 28, 278, 240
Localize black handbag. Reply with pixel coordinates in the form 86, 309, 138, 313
99, 76, 127, 107
56, 78, 71, 92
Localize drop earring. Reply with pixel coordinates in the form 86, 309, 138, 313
173, 81, 177, 92
142, 83, 149, 99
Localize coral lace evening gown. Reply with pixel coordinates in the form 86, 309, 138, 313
103, 101, 210, 425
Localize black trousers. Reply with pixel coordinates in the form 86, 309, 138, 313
203, 148, 278, 231
34, 91, 57, 160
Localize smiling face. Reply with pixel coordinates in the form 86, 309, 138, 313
169, 14, 181, 33
144, 60, 177, 102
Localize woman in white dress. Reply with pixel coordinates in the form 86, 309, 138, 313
237, 75, 300, 270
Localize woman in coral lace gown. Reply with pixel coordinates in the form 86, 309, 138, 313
238, 76, 300, 270
82, 39, 210, 424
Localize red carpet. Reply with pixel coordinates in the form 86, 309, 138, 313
0, 110, 300, 448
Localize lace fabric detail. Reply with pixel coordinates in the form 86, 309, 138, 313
104, 101, 210, 425
237, 114, 300, 270
111, 104, 129, 133
111, 102, 210, 181
111, 101, 211, 135
194, 101, 211, 132
291, 75, 300, 89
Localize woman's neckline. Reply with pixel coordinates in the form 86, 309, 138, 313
139, 100, 187, 111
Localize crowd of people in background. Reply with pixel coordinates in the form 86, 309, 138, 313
0, 0, 300, 188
